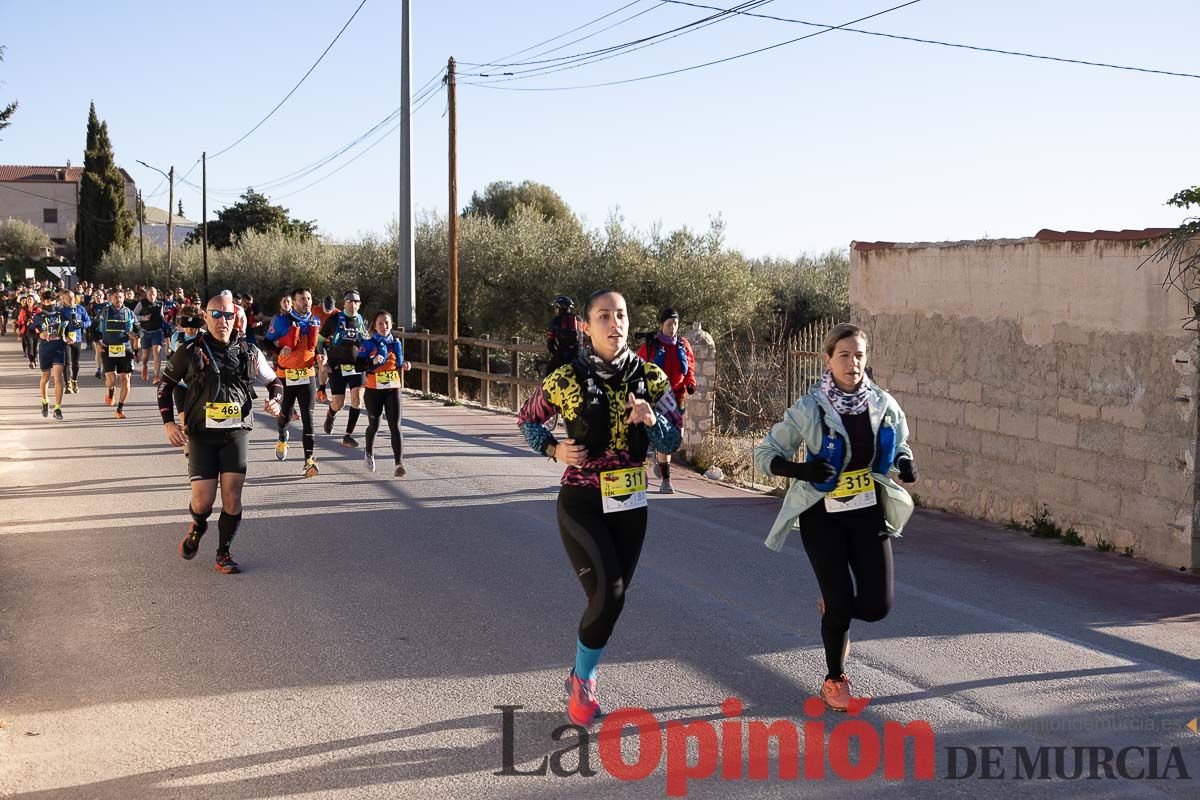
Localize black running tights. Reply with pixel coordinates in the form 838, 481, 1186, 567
557, 484, 647, 650
363, 387, 402, 464
278, 381, 315, 458
799, 500, 893, 681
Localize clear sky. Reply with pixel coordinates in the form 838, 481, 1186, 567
1, 0, 1198, 258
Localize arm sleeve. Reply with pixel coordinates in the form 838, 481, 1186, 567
157, 347, 191, 423
645, 412, 681, 455
517, 382, 559, 456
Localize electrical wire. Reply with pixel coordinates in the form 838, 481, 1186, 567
661, 0, 1200, 80
206, 0, 371, 161
460, 0, 923, 91
466, 0, 654, 69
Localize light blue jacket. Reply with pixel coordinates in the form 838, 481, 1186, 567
753, 383, 914, 551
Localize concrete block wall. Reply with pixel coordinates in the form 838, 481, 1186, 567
852, 236, 1198, 570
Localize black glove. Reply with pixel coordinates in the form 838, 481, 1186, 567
897, 457, 918, 483
770, 456, 837, 484
686, 385, 695, 395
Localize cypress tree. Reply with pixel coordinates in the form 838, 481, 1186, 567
76, 107, 133, 275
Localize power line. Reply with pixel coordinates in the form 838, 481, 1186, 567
461, 0, 923, 91
461, 0, 773, 74
661, 0, 1200, 80
207, 0, 370, 161
272, 84, 444, 202
461, 1, 776, 86
0, 182, 122, 223
206, 70, 445, 198
468, 0, 655, 69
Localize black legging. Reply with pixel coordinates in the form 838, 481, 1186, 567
557, 484, 648, 650
22, 331, 37, 363
363, 387, 403, 464
65, 342, 83, 381
278, 380, 315, 458
799, 498, 893, 681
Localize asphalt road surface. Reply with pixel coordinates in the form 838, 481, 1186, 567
1, 338, 1198, 799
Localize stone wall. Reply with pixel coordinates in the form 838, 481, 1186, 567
851, 234, 1198, 570
681, 322, 717, 455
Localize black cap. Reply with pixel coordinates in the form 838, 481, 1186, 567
659, 307, 680, 324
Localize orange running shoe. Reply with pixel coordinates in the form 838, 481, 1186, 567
115, 409, 126, 419
820, 674, 869, 713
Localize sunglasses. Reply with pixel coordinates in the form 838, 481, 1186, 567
345, 297, 361, 303
209, 309, 239, 320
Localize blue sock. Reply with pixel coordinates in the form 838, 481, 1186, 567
575, 639, 605, 682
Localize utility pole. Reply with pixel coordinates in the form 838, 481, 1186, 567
446, 56, 459, 402
397, 0, 416, 329
137, 189, 144, 276
166, 165, 175, 289
202, 152, 209, 300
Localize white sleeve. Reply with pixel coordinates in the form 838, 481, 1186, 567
254, 349, 277, 384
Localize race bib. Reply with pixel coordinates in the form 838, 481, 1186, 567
824, 468, 877, 513
600, 466, 648, 514
107, 343, 127, 357
284, 367, 314, 386
204, 401, 243, 430
339, 364, 360, 375
654, 390, 678, 416
375, 370, 401, 389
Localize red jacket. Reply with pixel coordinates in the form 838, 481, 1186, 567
638, 335, 696, 401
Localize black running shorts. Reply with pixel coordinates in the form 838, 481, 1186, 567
187, 430, 250, 481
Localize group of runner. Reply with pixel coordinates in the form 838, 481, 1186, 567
6, 277, 919, 718
527, 289, 918, 722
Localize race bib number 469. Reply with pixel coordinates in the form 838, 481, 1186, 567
204, 401, 242, 430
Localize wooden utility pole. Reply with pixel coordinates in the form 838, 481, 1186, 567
202, 152, 209, 300
137, 190, 144, 276
165, 165, 175, 289
447, 56, 459, 402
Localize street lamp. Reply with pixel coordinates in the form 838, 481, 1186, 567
135, 160, 174, 288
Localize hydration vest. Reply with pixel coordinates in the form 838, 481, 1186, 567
562, 352, 652, 461
178, 335, 260, 434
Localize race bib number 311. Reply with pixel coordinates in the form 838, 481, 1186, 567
600, 466, 648, 514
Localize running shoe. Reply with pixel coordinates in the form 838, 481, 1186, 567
342, 434, 358, 448
214, 553, 241, 574
141, 362, 149, 382
565, 669, 603, 726
94, 368, 102, 379
275, 432, 289, 461
115, 409, 126, 420
53, 408, 63, 420
28, 360, 35, 369
659, 479, 675, 495
179, 522, 205, 560
303, 456, 319, 479
323, 414, 334, 435
364, 450, 376, 472
40, 402, 48, 417
317, 387, 328, 404
394, 463, 407, 478
652, 462, 662, 479
105, 389, 115, 407
66, 380, 76, 394
820, 674, 868, 713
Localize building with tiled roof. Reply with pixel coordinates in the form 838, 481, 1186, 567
0, 163, 137, 251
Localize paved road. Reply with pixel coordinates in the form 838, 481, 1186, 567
1, 337, 1198, 799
